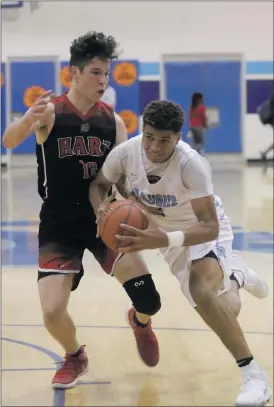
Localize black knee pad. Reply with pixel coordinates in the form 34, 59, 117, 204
123, 274, 161, 316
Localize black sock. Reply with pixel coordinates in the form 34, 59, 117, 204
69, 347, 83, 358
230, 273, 241, 289
133, 311, 148, 328
237, 356, 254, 367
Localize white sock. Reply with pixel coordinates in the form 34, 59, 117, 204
240, 360, 260, 374
232, 269, 244, 288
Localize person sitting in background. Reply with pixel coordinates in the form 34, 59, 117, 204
188, 92, 208, 156
259, 94, 274, 161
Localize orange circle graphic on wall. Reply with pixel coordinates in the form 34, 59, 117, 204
60, 65, 72, 89
1, 72, 4, 87
23, 86, 46, 108
113, 62, 137, 86
119, 110, 138, 134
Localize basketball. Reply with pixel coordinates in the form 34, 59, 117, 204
100, 200, 148, 251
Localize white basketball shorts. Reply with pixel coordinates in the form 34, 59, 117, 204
161, 238, 234, 307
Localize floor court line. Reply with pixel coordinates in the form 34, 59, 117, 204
2, 367, 112, 386
2, 367, 56, 372
3, 323, 273, 336
2, 337, 65, 407
2, 366, 112, 385
2, 337, 112, 406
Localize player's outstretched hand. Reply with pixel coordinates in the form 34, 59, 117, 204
95, 190, 117, 238
116, 210, 169, 253
26, 90, 55, 125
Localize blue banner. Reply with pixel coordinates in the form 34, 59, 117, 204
165, 61, 242, 153
60, 61, 71, 93
11, 61, 56, 154
1, 63, 6, 155
109, 60, 140, 138
247, 80, 273, 114
140, 81, 159, 114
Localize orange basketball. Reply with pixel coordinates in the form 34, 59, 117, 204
100, 200, 148, 251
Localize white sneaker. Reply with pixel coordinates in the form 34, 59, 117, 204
242, 267, 268, 299
235, 362, 272, 406
231, 251, 268, 299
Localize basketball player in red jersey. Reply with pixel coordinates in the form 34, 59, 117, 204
3, 32, 162, 389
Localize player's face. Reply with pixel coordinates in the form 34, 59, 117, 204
142, 125, 181, 163
72, 57, 110, 102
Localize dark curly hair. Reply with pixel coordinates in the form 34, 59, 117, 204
69, 31, 119, 70
143, 100, 184, 133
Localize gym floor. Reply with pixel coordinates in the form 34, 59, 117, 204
1, 163, 273, 406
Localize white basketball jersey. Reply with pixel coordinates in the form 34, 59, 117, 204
121, 135, 233, 240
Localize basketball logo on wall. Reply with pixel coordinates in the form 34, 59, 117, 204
23, 86, 46, 108
113, 62, 137, 86
119, 110, 138, 134
60, 65, 71, 89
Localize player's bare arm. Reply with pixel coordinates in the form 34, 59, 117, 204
113, 113, 137, 200
115, 151, 219, 252
89, 170, 117, 216
89, 113, 128, 221
2, 90, 55, 149
90, 113, 143, 227
182, 195, 219, 244
115, 194, 219, 252
114, 112, 127, 146
89, 114, 127, 235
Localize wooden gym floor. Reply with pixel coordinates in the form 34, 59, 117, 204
1, 163, 273, 406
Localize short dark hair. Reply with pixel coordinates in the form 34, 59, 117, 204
191, 92, 203, 109
69, 31, 119, 70
143, 100, 184, 132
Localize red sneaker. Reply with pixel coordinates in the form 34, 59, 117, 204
127, 307, 159, 367
52, 345, 88, 389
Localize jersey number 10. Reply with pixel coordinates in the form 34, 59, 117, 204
79, 160, 98, 179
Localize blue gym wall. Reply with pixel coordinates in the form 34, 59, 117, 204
1, 60, 273, 155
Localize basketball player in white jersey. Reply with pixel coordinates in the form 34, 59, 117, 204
90, 101, 271, 406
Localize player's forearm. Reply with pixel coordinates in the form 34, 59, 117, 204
182, 220, 219, 246
165, 221, 219, 249
115, 179, 135, 200
2, 114, 35, 149
89, 182, 111, 213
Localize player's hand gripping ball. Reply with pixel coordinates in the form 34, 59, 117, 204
99, 199, 148, 251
